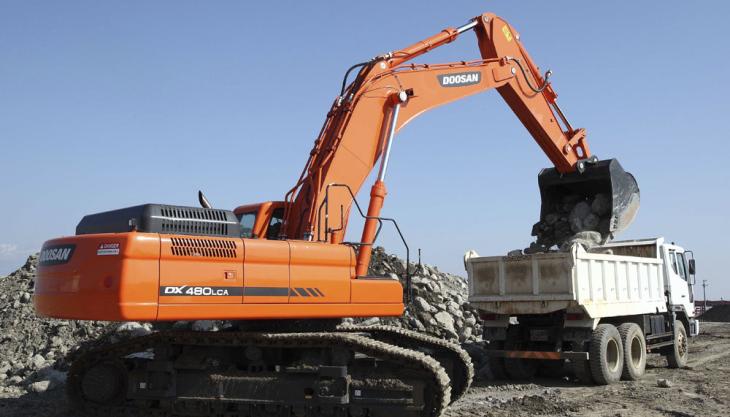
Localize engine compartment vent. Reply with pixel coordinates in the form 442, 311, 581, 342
76, 204, 242, 238
170, 237, 237, 258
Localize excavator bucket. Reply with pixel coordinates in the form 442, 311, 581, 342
536, 159, 640, 247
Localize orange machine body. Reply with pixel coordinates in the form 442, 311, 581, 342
35, 12, 597, 324
34, 232, 403, 321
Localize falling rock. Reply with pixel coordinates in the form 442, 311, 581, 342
591, 193, 611, 216
583, 213, 600, 230
570, 201, 591, 221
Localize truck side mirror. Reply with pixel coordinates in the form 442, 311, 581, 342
688, 258, 696, 275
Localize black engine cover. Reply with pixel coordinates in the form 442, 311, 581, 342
76, 204, 242, 238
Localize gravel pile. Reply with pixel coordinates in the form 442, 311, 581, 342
527, 193, 612, 253
699, 305, 730, 322
348, 247, 483, 344
0, 255, 118, 395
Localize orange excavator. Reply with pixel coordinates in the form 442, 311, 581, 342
35, 12, 639, 417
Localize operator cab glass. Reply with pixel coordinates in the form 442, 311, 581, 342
266, 208, 284, 240
238, 212, 256, 238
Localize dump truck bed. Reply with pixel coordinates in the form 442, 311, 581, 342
466, 245, 667, 318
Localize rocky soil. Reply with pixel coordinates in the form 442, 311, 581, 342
351, 247, 483, 344
446, 321, 730, 417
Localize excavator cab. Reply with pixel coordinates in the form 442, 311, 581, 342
233, 201, 286, 239
535, 158, 640, 247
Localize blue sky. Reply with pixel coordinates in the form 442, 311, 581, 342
1, 1, 729, 298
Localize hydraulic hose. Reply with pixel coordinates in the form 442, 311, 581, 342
507, 57, 552, 93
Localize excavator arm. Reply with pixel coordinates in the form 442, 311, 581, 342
282, 13, 639, 275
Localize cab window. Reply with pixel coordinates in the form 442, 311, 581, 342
669, 251, 679, 274
266, 208, 285, 240
238, 212, 256, 238
676, 252, 688, 281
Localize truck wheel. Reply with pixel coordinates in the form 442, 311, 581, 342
618, 323, 646, 380
667, 321, 689, 368
589, 324, 624, 385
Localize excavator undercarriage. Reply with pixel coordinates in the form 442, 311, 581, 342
68, 325, 471, 417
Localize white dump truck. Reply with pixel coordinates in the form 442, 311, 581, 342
465, 237, 698, 384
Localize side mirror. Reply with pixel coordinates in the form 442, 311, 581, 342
688, 258, 696, 275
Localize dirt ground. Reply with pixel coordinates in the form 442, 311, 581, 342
446, 321, 730, 417
1, 322, 728, 417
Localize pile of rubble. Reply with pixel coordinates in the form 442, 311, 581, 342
0, 255, 116, 395
527, 193, 611, 253
0, 248, 484, 395
351, 247, 483, 344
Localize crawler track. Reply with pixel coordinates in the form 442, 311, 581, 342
67, 330, 452, 417
337, 324, 474, 402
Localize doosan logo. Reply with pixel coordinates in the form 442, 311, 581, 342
438, 72, 481, 87
39, 245, 76, 266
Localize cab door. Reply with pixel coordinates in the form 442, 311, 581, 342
665, 248, 693, 311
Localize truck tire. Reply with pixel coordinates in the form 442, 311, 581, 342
589, 324, 624, 385
666, 321, 689, 368
618, 323, 646, 380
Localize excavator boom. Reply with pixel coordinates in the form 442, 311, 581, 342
282, 13, 639, 273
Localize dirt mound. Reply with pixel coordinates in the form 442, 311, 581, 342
699, 305, 730, 322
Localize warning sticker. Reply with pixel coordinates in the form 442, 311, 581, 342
97, 243, 120, 256
502, 25, 513, 42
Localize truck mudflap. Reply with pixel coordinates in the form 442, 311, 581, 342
486, 349, 589, 361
